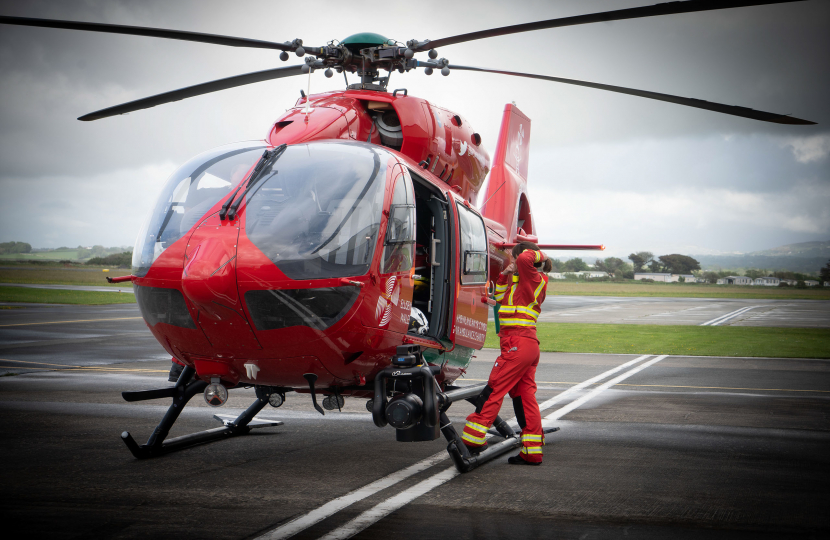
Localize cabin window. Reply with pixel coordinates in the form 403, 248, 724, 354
456, 203, 487, 284
244, 142, 388, 280
132, 142, 267, 277
381, 172, 415, 274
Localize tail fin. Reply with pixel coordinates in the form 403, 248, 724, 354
479, 103, 535, 242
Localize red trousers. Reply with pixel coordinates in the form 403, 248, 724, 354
462, 328, 544, 463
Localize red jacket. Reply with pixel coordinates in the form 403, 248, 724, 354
494, 249, 548, 334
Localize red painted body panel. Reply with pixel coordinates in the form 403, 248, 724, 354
133, 89, 589, 395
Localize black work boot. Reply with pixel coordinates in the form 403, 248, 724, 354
168, 362, 184, 383
465, 443, 488, 456
508, 454, 541, 466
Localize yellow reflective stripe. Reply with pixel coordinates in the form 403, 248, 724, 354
495, 284, 509, 292
499, 318, 536, 327
521, 434, 543, 442
521, 446, 543, 454
461, 432, 487, 445
508, 284, 517, 305
494, 292, 506, 301
534, 251, 541, 263
499, 306, 537, 319
529, 279, 546, 311
512, 275, 520, 283
464, 421, 489, 435
513, 306, 538, 319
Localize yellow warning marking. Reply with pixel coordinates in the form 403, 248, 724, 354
0, 316, 143, 328
0, 358, 166, 373
0, 358, 73, 368
460, 378, 829, 394
613, 383, 830, 393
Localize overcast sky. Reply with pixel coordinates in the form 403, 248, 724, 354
0, 0, 828, 259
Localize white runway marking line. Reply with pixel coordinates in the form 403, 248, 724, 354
258, 451, 449, 540
314, 355, 667, 540
256, 355, 654, 540
700, 306, 760, 326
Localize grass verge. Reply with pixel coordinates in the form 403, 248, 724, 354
546, 281, 830, 300
484, 322, 830, 358
0, 267, 128, 287
0, 286, 136, 305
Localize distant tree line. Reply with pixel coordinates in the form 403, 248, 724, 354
0, 241, 32, 254
628, 251, 701, 274
85, 252, 132, 267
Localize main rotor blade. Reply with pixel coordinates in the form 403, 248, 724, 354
79, 65, 305, 121
415, 0, 806, 51
0, 15, 295, 51
449, 64, 815, 125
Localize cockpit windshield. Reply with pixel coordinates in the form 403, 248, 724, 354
244, 142, 388, 280
132, 141, 267, 277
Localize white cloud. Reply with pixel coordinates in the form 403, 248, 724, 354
780, 134, 830, 164
528, 183, 830, 257
0, 162, 177, 247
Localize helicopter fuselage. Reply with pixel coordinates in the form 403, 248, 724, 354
131, 89, 517, 395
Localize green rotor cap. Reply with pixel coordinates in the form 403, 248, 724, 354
341, 32, 395, 53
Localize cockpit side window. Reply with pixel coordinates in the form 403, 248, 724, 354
132, 142, 266, 277
243, 142, 388, 280
381, 169, 415, 274
457, 203, 488, 284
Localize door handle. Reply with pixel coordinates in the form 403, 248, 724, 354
481, 295, 497, 306
431, 238, 441, 266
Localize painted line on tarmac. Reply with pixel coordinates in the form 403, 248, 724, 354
700, 306, 768, 326
257, 451, 450, 540
612, 382, 830, 393
544, 355, 668, 423
700, 307, 751, 326
0, 316, 143, 327
317, 467, 460, 540
0, 358, 166, 374
323, 355, 667, 540
267, 355, 657, 540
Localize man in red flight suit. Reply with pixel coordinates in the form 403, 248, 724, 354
461, 241, 552, 465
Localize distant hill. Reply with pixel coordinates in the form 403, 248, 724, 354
695, 255, 825, 274
690, 240, 829, 274
747, 240, 830, 258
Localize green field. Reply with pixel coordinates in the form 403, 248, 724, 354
2, 266, 827, 299
0, 249, 83, 261
0, 286, 136, 305
484, 322, 830, 358
546, 280, 830, 300
0, 266, 128, 287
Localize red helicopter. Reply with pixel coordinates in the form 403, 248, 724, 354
1, 0, 815, 472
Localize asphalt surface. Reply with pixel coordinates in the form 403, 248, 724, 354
4, 290, 830, 330
536, 296, 830, 327
0, 282, 133, 293
1, 305, 829, 539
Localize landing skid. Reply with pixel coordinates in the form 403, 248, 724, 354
436, 385, 560, 473
120, 365, 283, 459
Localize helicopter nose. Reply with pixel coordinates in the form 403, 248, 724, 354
181, 215, 262, 351
182, 234, 239, 317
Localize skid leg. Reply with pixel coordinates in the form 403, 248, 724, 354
120, 367, 281, 459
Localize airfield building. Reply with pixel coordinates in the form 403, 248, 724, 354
717, 276, 753, 285
634, 273, 673, 282
754, 277, 780, 286
634, 273, 698, 283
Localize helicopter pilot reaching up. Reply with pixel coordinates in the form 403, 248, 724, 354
461, 241, 552, 465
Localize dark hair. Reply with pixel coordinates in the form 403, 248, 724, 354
511, 241, 539, 258
511, 241, 552, 273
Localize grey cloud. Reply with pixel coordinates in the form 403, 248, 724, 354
0, 0, 827, 251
